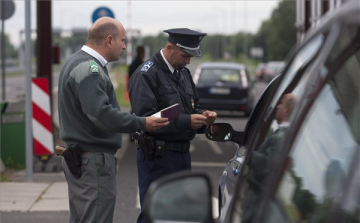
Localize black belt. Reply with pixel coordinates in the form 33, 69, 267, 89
133, 131, 190, 159
158, 140, 190, 153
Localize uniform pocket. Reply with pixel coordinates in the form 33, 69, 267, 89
94, 153, 106, 174
158, 85, 177, 95
184, 86, 194, 96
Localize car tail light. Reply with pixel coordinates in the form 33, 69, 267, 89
240, 70, 248, 88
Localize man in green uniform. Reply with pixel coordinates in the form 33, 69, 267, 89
58, 17, 169, 223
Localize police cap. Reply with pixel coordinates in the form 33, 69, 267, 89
164, 28, 207, 57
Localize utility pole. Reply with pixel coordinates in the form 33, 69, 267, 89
36, 1, 52, 103
25, 0, 33, 181
127, 0, 132, 65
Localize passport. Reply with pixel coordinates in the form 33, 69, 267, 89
151, 103, 180, 121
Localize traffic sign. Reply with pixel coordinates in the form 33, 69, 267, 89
0, 0, 15, 21
92, 6, 114, 23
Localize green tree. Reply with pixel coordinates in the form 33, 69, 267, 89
253, 0, 296, 61
267, 0, 296, 61
143, 33, 167, 56
2, 33, 18, 59
135, 0, 295, 63
253, 20, 272, 62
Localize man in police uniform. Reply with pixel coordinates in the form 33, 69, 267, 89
129, 28, 217, 223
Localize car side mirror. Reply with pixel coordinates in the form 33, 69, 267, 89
205, 123, 245, 144
144, 171, 214, 223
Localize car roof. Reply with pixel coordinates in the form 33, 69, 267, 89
266, 61, 284, 65
199, 62, 246, 70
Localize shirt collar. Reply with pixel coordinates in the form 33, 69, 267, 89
278, 121, 290, 129
160, 49, 175, 73
81, 45, 108, 67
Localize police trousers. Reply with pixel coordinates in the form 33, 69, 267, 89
62, 151, 117, 223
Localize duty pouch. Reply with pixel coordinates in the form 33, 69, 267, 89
133, 132, 156, 160
155, 139, 165, 157
63, 144, 82, 179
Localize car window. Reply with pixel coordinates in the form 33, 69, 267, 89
243, 35, 325, 148
266, 34, 324, 123
199, 68, 241, 84
274, 58, 359, 222
229, 32, 327, 223
257, 33, 326, 150
263, 21, 360, 223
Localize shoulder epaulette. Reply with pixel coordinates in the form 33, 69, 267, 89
89, 60, 99, 74
140, 61, 154, 72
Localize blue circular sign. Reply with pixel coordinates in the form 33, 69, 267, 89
92, 7, 115, 23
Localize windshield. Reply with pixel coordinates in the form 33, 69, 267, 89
266, 34, 325, 121
198, 68, 241, 84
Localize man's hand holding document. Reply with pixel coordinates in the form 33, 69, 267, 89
151, 103, 180, 121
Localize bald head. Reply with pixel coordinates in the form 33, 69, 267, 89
275, 93, 298, 124
282, 93, 297, 115
87, 17, 123, 46
85, 17, 127, 62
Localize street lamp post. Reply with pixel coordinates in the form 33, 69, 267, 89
25, 0, 33, 181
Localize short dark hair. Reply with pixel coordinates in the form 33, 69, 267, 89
136, 46, 145, 55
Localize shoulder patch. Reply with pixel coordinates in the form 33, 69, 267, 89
89, 60, 99, 74
140, 61, 154, 72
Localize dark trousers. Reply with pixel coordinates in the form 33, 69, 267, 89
136, 148, 191, 223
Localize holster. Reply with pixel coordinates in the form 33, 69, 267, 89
132, 131, 159, 160
63, 144, 82, 179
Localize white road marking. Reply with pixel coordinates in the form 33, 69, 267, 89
191, 162, 227, 168
136, 188, 141, 209
212, 196, 219, 219
207, 140, 224, 154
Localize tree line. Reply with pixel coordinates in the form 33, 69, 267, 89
3, 0, 295, 65
142, 0, 296, 63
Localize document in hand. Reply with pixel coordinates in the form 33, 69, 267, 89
151, 103, 180, 121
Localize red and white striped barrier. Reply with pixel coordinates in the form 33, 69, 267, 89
32, 78, 54, 156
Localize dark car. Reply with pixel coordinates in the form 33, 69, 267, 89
142, 2, 360, 223
193, 62, 251, 115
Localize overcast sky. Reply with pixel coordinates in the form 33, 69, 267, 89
5, 0, 280, 48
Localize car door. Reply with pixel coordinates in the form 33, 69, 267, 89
253, 9, 360, 223
226, 3, 359, 223
219, 25, 328, 222
218, 4, 345, 222
219, 75, 281, 216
